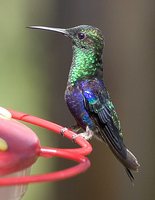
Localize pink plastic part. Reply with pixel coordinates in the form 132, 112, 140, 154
0, 118, 40, 175
0, 109, 92, 185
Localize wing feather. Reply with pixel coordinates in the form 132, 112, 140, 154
83, 88, 126, 157
82, 86, 138, 181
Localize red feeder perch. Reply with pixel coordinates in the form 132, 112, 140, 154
0, 107, 92, 200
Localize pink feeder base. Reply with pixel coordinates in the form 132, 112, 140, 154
0, 108, 92, 186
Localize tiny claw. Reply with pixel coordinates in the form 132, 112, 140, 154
60, 127, 68, 136
72, 132, 91, 143
72, 133, 79, 143
72, 126, 94, 142
69, 124, 83, 133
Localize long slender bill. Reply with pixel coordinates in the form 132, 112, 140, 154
28, 26, 69, 36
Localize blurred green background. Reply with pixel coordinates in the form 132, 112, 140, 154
0, 0, 154, 200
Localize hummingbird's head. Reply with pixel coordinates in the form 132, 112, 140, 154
66, 25, 104, 51
28, 25, 104, 51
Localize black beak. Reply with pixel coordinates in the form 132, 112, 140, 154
28, 26, 70, 37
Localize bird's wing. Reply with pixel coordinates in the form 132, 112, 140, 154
82, 86, 139, 182
82, 88, 126, 158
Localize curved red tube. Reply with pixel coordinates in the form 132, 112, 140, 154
0, 109, 92, 185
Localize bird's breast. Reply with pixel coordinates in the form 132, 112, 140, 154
64, 82, 95, 129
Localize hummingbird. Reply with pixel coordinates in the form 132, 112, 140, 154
28, 25, 140, 182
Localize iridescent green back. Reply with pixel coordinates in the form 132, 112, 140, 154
106, 98, 123, 137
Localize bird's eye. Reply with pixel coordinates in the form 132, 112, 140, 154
77, 32, 85, 40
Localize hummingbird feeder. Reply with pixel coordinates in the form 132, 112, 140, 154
0, 107, 92, 200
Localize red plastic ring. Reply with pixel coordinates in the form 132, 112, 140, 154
0, 109, 92, 185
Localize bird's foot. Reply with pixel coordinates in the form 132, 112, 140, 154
60, 127, 68, 136
68, 124, 83, 133
60, 125, 83, 137
72, 126, 94, 141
